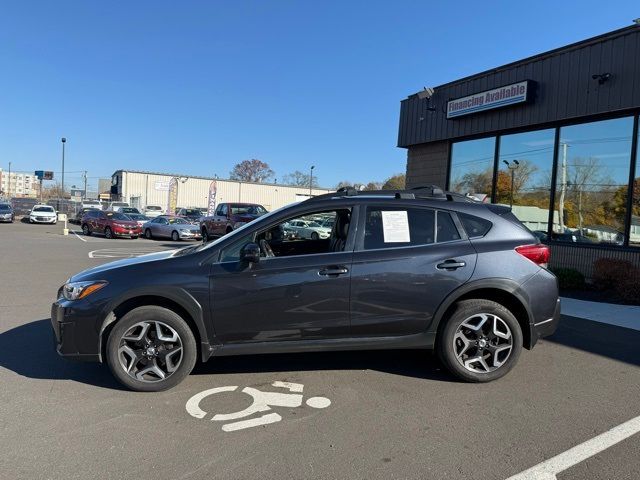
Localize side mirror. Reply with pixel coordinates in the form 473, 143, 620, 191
240, 242, 261, 263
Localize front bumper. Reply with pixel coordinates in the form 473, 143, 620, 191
0, 215, 12, 222
179, 231, 202, 240
531, 298, 561, 344
112, 227, 141, 237
51, 301, 101, 362
30, 216, 57, 223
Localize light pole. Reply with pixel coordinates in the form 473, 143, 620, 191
502, 160, 520, 208
309, 165, 315, 196
61, 137, 66, 202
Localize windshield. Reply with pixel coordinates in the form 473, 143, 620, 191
121, 208, 137, 213
128, 214, 147, 220
146, 206, 162, 211
230, 205, 267, 215
112, 203, 128, 207
106, 212, 130, 220
307, 221, 321, 228
182, 209, 201, 216
168, 217, 189, 225
0, 204, 10, 211
33, 206, 54, 212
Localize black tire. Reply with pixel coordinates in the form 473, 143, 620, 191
105, 227, 113, 239
225, 226, 233, 235
82, 224, 91, 236
201, 228, 209, 243
144, 228, 152, 239
437, 299, 522, 383
171, 230, 180, 241
311, 231, 319, 240
106, 306, 197, 392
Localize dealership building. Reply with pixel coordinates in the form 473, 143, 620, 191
110, 170, 332, 212
398, 24, 640, 278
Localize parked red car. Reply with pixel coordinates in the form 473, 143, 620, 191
81, 210, 141, 239
199, 202, 268, 242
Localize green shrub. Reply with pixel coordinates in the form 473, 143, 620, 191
551, 267, 585, 290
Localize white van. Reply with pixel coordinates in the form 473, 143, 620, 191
81, 199, 102, 209
144, 205, 164, 218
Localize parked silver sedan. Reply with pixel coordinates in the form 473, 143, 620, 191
142, 215, 202, 241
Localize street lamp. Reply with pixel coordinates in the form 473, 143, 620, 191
309, 165, 315, 196
502, 159, 520, 208
61, 138, 66, 202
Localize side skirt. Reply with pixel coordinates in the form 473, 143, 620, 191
207, 331, 436, 359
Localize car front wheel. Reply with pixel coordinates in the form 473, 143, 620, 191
82, 224, 91, 236
171, 230, 180, 241
105, 306, 197, 392
437, 299, 522, 383
105, 227, 113, 239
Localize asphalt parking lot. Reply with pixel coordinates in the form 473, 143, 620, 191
1, 220, 639, 480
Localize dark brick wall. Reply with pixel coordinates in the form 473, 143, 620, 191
405, 141, 449, 189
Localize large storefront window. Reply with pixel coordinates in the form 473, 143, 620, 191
631, 125, 640, 247
497, 129, 555, 233
552, 117, 634, 245
449, 137, 496, 201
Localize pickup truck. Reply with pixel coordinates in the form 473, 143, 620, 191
200, 202, 268, 242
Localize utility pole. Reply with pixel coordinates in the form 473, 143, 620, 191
558, 142, 568, 232
7, 161, 11, 199
83, 170, 87, 200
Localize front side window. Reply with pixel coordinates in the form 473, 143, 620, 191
449, 137, 496, 202
219, 209, 349, 262
552, 117, 633, 245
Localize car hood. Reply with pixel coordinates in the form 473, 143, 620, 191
31, 211, 56, 216
71, 249, 179, 281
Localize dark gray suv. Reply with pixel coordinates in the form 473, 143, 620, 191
51, 186, 560, 391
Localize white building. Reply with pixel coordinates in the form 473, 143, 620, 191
0, 169, 39, 197
111, 170, 333, 212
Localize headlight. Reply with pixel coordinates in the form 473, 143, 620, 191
179, 228, 191, 233
62, 281, 108, 301
233, 221, 246, 229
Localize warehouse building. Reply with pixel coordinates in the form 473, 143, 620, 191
110, 170, 332, 212
398, 23, 640, 278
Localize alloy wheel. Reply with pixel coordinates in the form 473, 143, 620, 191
117, 321, 183, 383
452, 313, 513, 374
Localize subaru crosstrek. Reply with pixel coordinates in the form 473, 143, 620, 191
51, 186, 560, 391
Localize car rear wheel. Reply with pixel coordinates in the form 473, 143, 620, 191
82, 224, 91, 236
144, 228, 152, 239
105, 227, 113, 239
106, 306, 197, 392
171, 230, 179, 241
225, 226, 233, 235
437, 299, 522, 383
201, 228, 209, 243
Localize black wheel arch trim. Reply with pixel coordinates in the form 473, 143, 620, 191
97, 286, 212, 363
429, 278, 535, 348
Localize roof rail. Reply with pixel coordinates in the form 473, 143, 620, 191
304, 184, 477, 203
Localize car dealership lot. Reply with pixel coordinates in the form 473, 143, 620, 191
0, 221, 639, 480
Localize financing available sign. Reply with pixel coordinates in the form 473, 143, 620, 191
446, 80, 533, 119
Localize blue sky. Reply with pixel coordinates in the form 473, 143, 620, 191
0, 1, 638, 190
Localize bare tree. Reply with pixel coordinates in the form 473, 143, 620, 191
282, 170, 318, 188
230, 159, 275, 183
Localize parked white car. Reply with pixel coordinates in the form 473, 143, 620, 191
29, 205, 57, 224
81, 199, 102, 210
107, 201, 129, 211
144, 205, 164, 218
283, 219, 331, 240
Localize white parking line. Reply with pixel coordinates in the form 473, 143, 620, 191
88, 248, 167, 258
506, 415, 640, 479
71, 230, 87, 242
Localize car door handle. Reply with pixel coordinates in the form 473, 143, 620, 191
436, 259, 466, 270
319, 266, 349, 276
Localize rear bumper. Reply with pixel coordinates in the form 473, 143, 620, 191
530, 297, 561, 345
51, 301, 101, 362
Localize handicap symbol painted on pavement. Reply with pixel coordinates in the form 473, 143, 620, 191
185, 381, 331, 432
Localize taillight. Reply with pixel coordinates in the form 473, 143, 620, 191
515, 244, 550, 268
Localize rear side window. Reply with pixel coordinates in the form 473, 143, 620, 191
436, 211, 461, 242
363, 207, 435, 250
458, 213, 492, 238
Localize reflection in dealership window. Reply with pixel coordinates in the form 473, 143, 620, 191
449, 137, 496, 201
630, 125, 640, 247
495, 129, 556, 234
552, 117, 633, 245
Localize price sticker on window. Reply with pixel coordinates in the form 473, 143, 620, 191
381, 210, 410, 243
